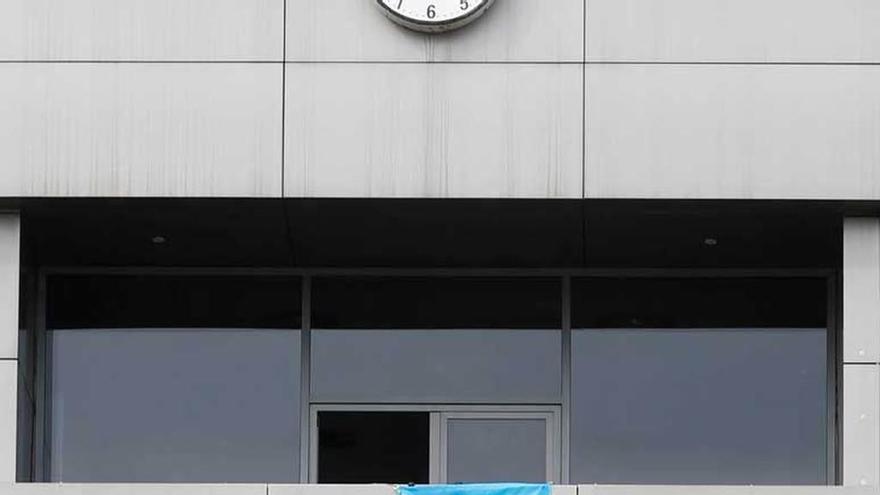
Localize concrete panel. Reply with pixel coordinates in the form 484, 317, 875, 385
0, 64, 282, 197
269, 488, 577, 495
743, 490, 878, 495
0, 362, 15, 483
585, 65, 880, 200
0, 488, 876, 495
583, 487, 750, 495
739, 490, 877, 495
0, 0, 282, 61
0, 216, 18, 360
844, 219, 880, 363
285, 63, 582, 198
5, 485, 266, 495
286, 0, 583, 62
270, 487, 395, 495
843, 364, 880, 487
581, 488, 876, 495
586, 0, 880, 63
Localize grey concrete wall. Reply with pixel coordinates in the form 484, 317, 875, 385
0, 0, 878, 198
844, 219, 880, 487
0, 486, 875, 495
585, 65, 880, 199
0, 215, 19, 482
0, 64, 282, 197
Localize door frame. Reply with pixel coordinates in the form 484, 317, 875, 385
438, 410, 560, 483
309, 403, 562, 484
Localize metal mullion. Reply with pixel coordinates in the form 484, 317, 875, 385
22, 268, 39, 482
431, 412, 442, 484
32, 270, 49, 481
828, 272, 841, 485
299, 275, 311, 483
561, 275, 571, 484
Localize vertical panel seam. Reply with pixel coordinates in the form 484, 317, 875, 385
281, 0, 288, 198
581, 0, 587, 200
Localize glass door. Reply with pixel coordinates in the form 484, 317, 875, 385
310, 405, 560, 484
439, 410, 560, 483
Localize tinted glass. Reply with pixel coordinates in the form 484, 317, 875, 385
573, 278, 826, 329
312, 329, 561, 403
47, 275, 303, 483
318, 412, 429, 484
48, 275, 302, 329
51, 329, 301, 482
570, 277, 829, 485
447, 418, 547, 483
312, 277, 560, 329
571, 328, 828, 485
311, 277, 562, 403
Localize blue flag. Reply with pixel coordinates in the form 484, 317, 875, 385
398, 483, 551, 495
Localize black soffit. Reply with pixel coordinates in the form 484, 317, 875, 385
18, 198, 839, 269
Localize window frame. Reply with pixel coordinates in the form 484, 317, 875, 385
309, 403, 562, 484
30, 266, 839, 485
439, 409, 561, 483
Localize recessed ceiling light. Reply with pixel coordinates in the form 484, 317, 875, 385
151, 235, 167, 245
704, 237, 718, 246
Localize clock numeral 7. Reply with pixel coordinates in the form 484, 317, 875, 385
397, 0, 403, 9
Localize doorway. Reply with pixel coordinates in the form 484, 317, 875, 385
311, 405, 561, 484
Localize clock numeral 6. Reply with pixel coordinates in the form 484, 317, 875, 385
460, 0, 469, 9
426, 4, 436, 18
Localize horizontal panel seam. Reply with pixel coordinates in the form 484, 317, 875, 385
1, 60, 880, 66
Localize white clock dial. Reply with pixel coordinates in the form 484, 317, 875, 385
377, 0, 496, 33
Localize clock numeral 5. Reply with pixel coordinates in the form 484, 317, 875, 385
461, 0, 469, 9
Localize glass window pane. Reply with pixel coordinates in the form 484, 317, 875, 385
48, 275, 302, 329
318, 412, 429, 484
311, 329, 561, 403
572, 278, 826, 329
311, 277, 562, 403
51, 328, 301, 483
571, 328, 828, 485
47, 275, 303, 483
312, 277, 560, 329
447, 418, 547, 483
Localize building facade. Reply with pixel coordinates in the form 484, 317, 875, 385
1, 1, 880, 494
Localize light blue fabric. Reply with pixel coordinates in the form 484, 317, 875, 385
398, 483, 551, 495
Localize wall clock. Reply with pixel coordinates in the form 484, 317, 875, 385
376, 0, 497, 33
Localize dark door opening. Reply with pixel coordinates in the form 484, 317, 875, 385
317, 411, 430, 484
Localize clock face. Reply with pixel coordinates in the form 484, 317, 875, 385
376, 0, 496, 33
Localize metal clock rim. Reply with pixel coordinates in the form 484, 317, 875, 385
375, 0, 497, 33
